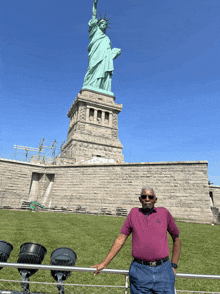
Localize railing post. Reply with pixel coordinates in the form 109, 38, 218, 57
125, 274, 129, 294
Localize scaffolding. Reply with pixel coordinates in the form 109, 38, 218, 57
13, 139, 57, 163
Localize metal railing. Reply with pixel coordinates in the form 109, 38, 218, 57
0, 262, 219, 294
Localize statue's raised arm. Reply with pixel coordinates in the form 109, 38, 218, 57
92, 0, 98, 20
82, 0, 121, 96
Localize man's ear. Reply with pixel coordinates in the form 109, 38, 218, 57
155, 197, 157, 203
139, 197, 142, 203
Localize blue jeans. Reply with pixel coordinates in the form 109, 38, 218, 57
129, 259, 176, 294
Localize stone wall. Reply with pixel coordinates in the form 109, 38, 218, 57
62, 89, 124, 164
0, 158, 213, 222
209, 185, 220, 208
209, 185, 220, 224
0, 159, 45, 207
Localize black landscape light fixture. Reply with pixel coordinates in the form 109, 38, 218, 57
0, 240, 13, 270
50, 247, 77, 294
17, 242, 47, 294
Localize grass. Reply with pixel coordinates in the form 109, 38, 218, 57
0, 209, 220, 292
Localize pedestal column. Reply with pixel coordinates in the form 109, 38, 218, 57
109, 112, 112, 127
101, 111, 105, 125
94, 109, 97, 121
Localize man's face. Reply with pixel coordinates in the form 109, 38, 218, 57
139, 189, 157, 211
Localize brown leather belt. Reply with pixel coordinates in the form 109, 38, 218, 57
133, 256, 169, 267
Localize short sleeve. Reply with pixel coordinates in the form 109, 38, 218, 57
120, 211, 132, 237
167, 210, 180, 237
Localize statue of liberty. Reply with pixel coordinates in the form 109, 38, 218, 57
82, 0, 121, 96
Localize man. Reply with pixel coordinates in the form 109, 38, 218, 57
92, 186, 181, 294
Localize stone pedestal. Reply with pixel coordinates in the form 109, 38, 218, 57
61, 89, 124, 164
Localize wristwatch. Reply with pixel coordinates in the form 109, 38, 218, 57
171, 263, 178, 269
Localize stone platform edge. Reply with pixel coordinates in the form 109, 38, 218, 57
0, 158, 208, 168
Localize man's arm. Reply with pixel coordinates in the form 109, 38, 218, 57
91, 233, 128, 276
92, 0, 98, 20
171, 234, 181, 275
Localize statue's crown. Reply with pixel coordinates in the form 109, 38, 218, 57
98, 13, 111, 28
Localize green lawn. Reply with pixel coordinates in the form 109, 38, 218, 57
0, 210, 219, 292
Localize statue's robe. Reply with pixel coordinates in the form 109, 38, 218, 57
82, 18, 120, 92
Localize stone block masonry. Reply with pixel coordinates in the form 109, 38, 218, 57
61, 89, 124, 164
209, 185, 220, 208
209, 185, 220, 224
0, 159, 44, 208
0, 158, 213, 223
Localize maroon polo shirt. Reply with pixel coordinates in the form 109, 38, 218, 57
120, 207, 180, 262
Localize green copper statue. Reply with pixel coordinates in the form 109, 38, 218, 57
82, 0, 121, 96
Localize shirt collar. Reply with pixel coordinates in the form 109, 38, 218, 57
150, 207, 157, 214
141, 207, 157, 215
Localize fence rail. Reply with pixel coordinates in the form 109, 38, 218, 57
1, 263, 220, 279
0, 262, 219, 294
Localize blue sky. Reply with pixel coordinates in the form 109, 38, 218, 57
1, 0, 220, 185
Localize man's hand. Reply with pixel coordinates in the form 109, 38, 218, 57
91, 262, 106, 276
172, 267, 177, 276
171, 234, 181, 277
91, 234, 128, 277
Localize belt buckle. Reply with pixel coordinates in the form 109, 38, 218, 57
149, 261, 156, 267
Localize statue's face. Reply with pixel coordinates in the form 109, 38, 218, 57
99, 20, 107, 32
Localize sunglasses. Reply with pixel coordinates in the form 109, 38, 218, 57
141, 195, 155, 200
